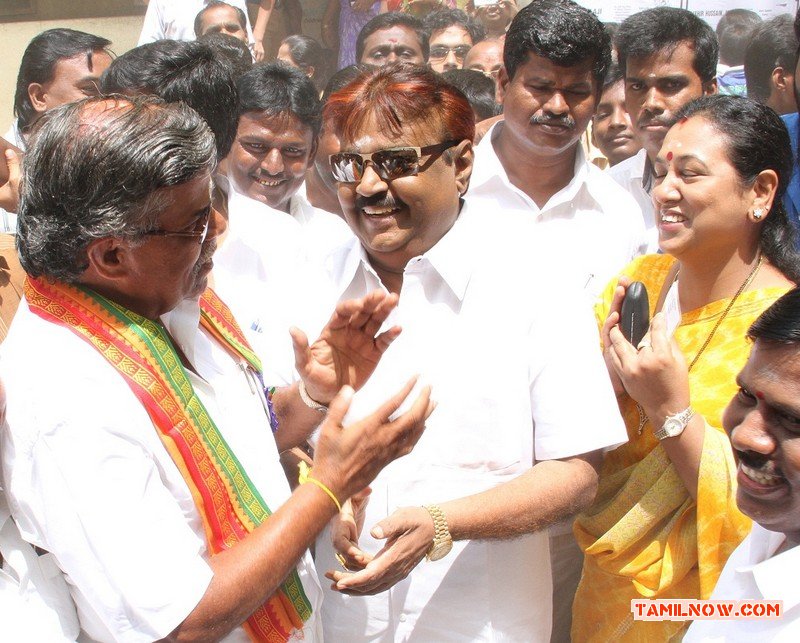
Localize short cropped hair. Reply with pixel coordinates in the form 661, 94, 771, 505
356, 13, 429, 63
504, 0, 610, 85
424, 9, 486, 45
324, 63, 474, 145
716, 9, 761, 67
441, 68, 500, 121
744, 15, 797, 103
101, 40, 239, 160
198, 32, 254, 79
748, 287, 800, 343
14, 28, 112, 132
194, 0, 247, 38
237, 61, 322, 136
18, 96, 216, 282
616, 7, 718, 83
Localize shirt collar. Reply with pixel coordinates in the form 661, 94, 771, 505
160, 297, 202, 366
333, 201, 475, 303
472, 121, 600, 214
739, 524, 800, 611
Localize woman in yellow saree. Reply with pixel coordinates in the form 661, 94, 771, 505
572, 96, 800, 641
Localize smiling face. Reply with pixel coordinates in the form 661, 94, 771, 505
499, 52, 598, 157
651, 115, 764, 261
723, 340, 800, 545
336, 112, 472, 276
624, 41, 714, 161
592, 79, 640, 167
360, 26, 425, 67
227, 111, 316, 212
473, 0, 516, 36
197, 4, 248, 43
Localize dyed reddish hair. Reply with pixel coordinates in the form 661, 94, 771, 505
323, 64, 475, 146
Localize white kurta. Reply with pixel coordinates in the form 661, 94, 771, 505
609, 148, 658, 253
684, 523, 800, 643
309, 206, 627, 641
0, 296, 323, 643
466, 121, 647, 299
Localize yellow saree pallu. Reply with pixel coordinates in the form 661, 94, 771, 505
572, 254, 787, 642
25, 277, 312, 642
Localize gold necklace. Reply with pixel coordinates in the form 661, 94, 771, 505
636, 255, 764, 435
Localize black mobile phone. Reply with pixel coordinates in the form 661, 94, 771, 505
620, 281, 649, 347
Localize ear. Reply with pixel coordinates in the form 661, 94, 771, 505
308, 136, 319, 164
305, 65, 315, 79
497, 66, 510, 104
748, 168, 779, 223
773, 66, 789, 91
27, 83, 48, 115
452, 139, 474, 197
703, 78, 718, 96
83, 237, 133, 283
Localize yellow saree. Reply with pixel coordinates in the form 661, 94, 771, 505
572, 254, 788, 642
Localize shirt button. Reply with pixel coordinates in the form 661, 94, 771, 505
399, 614, 407, 622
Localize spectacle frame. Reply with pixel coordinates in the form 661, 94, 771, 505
143, 207, 212, 245
330, 140, 460, 184
429, 45, 472, 61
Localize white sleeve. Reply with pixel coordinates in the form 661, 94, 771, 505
2, 364, 213, 642
137, 0, 165, 45
527, 283, 628, 461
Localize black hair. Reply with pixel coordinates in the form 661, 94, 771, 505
14, 28, 112, 132
441, 68, 500, 121
675, 95, 800, 283
198, 32, 254, 79
744, 15, 797, 103
748, 287, 800, 343
356, 12, 429, 63
602, 61, 624, 89
503, 0, 610, 85
616, 7, 718, 83
423, 9, 486, 45
321, 64, 370, 103
194, 0, 248, 38
281, 34, 332, 92
716, 9, 762, 67
237, 61, 322, 136
101, 40, 239, 160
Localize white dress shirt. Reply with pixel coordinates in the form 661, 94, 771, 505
291, 185, 355, 262
609, 148, 659, 253
138, 0, 254, 46
684, 523, 800, 643
467, 121, 646, 299
0, 486, 80, 642
1, 297, 323, 643
311, 205, 627, 641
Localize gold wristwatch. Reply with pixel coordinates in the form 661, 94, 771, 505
423, 504, 453, 561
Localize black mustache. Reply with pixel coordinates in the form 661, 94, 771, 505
736, 448, 785, 479
355, 193, 403, 211
529, 114, 576, 129
637, 115, 670, 129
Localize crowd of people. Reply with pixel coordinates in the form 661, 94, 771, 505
1, 0, 800, 641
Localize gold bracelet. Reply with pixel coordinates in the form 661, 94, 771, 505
298, 461, 341, 511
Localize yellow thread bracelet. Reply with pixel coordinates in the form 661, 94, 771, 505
298, 461, 342, 512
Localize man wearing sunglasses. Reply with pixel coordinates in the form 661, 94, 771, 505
1, 95, 433, 643
423, 8, 485, 74
468, 0, 644, 299
312, 64, 625, 642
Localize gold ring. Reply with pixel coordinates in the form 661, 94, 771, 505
335, 553, 350, 570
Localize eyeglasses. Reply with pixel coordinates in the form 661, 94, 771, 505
330, 140, 460, 184
143, 207, 212, 244
429, 45, 472, 61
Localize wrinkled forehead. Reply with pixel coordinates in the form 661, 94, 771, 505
340, 110, 444, 152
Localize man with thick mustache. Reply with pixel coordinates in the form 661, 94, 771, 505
311, 63, 626, 641
467, 0, 644, 301
0, 95, 433, 642
610, 7, 718, 252
684, 288, 800, 641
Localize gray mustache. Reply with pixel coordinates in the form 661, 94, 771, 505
529, 114, 576, 129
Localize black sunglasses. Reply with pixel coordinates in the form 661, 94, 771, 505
330, 140, 460, 183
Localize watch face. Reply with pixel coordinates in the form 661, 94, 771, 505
664, 418, 682, 436
428, 541, 453, 561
